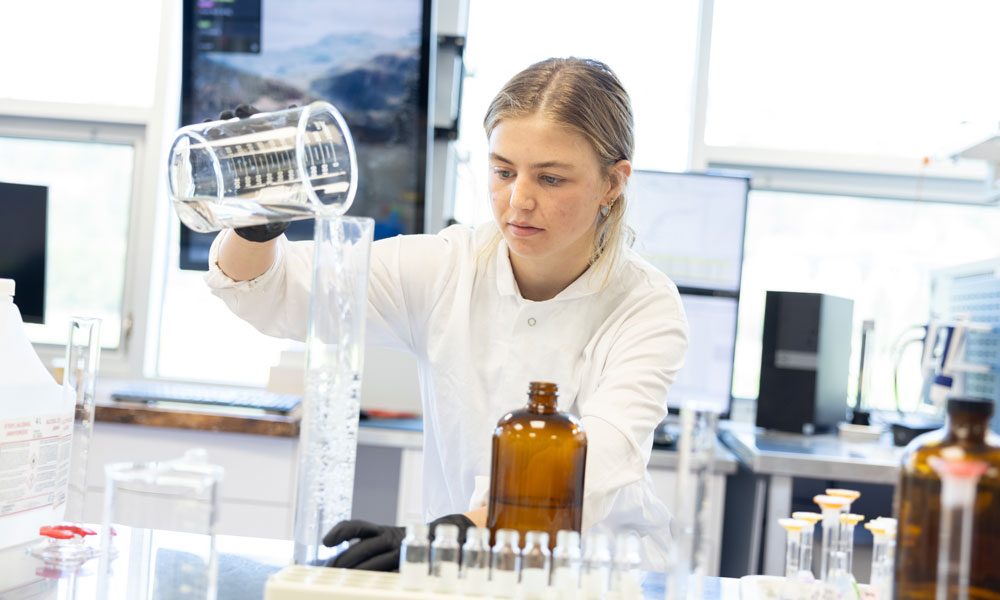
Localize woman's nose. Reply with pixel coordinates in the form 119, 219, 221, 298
509, 178, 535, 210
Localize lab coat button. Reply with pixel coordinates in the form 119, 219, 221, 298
527, 317, 536, 326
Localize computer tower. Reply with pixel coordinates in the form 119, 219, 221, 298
756, 291, 854, 434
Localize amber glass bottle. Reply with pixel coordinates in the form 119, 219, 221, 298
893, 397, 1000, 600
486, 382, 587, 550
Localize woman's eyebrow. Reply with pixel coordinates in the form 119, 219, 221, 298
489, 152, 572, 170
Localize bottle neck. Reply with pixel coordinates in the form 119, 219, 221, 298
528, 394, 558, 414
946, 412, 990, 443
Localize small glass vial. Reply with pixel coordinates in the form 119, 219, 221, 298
611, 531, 643, 600
431, 522, 461, 593
521, 531, 551, 599
580, 532, 612, 599
491, 528, 521, 599
552, 529, 582, 598
461, 526, 491, 595
792, 511, 822, 580
399, 522, 429, 591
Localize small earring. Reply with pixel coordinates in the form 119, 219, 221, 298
600, 205, 611, 218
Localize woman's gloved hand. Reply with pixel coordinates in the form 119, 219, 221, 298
322, 513, 475, 571
207, 103, 291, 243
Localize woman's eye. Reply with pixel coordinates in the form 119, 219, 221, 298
541, 175, 563, 185
494, 168, 513, 178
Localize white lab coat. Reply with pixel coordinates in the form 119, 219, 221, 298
204, 224, 689, 568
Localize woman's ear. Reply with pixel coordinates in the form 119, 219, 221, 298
606, 159, 632, 202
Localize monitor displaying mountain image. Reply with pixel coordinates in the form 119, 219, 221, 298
179, 0, 431, 269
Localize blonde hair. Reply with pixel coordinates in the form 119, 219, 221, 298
481, 57, 635, 285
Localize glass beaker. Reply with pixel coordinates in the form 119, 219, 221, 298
292, 215, 373, 565
97, 450, 223, 600
167, 101, 358, 232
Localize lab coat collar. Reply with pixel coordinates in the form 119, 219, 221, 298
494, 240, 607, 302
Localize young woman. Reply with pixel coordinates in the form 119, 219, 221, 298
205, 57, 689, 569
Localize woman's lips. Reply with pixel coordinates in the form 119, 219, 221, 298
509, 222, 543, 237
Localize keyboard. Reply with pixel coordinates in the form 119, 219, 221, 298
111, 382, 302, 414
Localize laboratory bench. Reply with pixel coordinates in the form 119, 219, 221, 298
85, 379, 739, 577
717, 421, 903, 580
2, 532, 743, 599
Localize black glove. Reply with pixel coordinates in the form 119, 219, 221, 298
207, 103, 291, 243
322, 514, 476, 572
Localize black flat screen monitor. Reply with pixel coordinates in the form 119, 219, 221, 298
178, 0, 432, 270
0, 182, 47, 324
627, 170, 750, 414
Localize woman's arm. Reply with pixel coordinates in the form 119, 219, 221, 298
216, 230, 280, 282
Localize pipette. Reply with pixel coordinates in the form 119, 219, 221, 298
813, 494, 850, 581
929, 456, 989, 600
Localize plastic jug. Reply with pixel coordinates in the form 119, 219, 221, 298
0, 278, 73, 549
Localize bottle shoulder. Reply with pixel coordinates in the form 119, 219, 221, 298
901, 427, 1000, 476
493, 408, 586, 439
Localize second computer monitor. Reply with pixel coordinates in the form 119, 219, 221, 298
627, 170, 749, 414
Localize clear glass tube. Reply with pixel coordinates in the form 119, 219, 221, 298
399, 523, 430, 591
813, 495, 848, 581
62, 317, 102, 525
167, 101, 358, 232
291, 215, 374, 565
792, 511, 821, 579
491, 529, 520, 599
839, 515, 862, 576
929, 457, 988, 600
668, 407, 720, 600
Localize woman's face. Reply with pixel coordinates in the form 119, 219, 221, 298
488, 114, 617, 277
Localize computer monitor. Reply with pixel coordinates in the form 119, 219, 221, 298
0, 181, 47, 324
627, 170, 750, 414
629, 170, 748, 294
178, 0, 432, 270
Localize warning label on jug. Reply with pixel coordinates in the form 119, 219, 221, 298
0, 412, 73, 518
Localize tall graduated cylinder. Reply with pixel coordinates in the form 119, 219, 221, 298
293, 215, 374, 565
166, 101, 358, 232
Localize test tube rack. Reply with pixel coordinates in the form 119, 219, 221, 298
263, 565, 640, 600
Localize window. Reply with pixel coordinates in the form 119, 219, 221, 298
0, 134, 134, 348
733, 190, 1000, 410
705, 0, 1000, 174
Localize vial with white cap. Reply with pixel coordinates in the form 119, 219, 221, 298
580, 531, 612, 599
399, 522, 429, 591
610, 531, 643, 599
552, 529, 582, 597
520, 530, 551, 599
491, 528, 521, 598
430, 522, 460, 593
461, 526, 491, 595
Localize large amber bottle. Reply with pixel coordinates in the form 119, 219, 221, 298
893, 397, 1000, 600
487, 382, 587, 550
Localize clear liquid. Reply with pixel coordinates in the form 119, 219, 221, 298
172, 196, 321, 233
